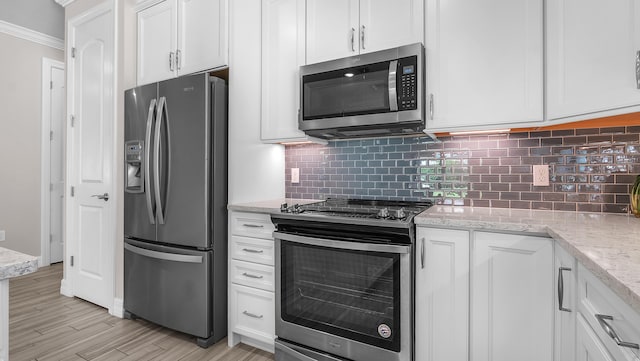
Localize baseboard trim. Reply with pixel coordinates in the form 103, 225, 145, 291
59, 278, 73, 297
110, 298, 124, 318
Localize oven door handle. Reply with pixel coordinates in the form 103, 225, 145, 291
274, 231, 411, 254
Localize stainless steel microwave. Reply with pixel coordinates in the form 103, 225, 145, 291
299, 43, 425, 139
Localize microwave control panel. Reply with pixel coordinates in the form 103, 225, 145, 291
398, 56, 418, 111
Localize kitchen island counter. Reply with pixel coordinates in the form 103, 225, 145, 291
416, 206, 640, 315
0, 247, 38, 361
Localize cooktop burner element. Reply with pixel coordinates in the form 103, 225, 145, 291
278, 198, 433, 228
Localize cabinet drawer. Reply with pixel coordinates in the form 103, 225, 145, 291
231, 236, 275, 266
230, 212, 275, 239
230, 284, 275, 346
230, 259, 275, 291
578, 264, 640, 361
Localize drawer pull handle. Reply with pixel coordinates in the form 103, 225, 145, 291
595, 314, 640, 349
243, 223, 264, 228
242, 248, 264, 254
558, 267, 572, 312
243, 311, 264, 319
242, 272, 264, 279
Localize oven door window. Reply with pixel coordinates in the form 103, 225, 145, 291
302, 61, 391, 120
280, 240, 401, 352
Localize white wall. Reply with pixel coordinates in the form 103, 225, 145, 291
0, 0, 65, 39
0, 32, 64, 256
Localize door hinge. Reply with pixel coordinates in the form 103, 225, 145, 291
50, 131, 54, 141
71, 47, 76, 58
70, 255, 74, 267
70, 115, 75, 127
50, 183, 54, 191
50, 234, 53, 243
50, 81, 53, 89
70, 186, 75, 197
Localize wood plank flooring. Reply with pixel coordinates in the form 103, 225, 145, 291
9, 264, 274, 361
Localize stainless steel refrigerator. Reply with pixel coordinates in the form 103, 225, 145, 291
123, 73, 227, 347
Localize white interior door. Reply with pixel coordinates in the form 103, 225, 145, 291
65, 1, 115, 311
50, 65, 65, 264
41, 58, 65, 267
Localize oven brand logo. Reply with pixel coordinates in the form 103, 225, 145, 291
378, 324, 392, 338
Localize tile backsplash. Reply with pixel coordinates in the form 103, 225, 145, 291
285, 126, 640, 213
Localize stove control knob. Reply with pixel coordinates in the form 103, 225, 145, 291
280, 203, 289, 212
395, 207, 407, 219
292, 204, 303, 213
377, 208, 389, 218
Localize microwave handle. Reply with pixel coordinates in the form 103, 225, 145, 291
388, 60, 398, 111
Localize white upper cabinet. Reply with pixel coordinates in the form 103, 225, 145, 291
137, 1, 177, 86
425, 0, 543, 131
261, 0, 324, 143
546, 0, 640, 121
137, 0, 228, 86
306, 0, 424, 64
177, 0, 228, 76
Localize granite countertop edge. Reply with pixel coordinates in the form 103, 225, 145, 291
416, 206, 640, 315
227, 198, 321, 214
0, 247, 39, 281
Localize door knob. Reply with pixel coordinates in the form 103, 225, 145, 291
92, 193, 109, 201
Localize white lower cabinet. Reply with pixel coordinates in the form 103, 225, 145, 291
229, 284, 276, 347
415, 227, 469, 361
415, 227, 554, 361
472, 232, 554, 361
577, 312, 616, 361
578, 264, 640, 361
228, 211, 276, 352
556, 243, 578, 361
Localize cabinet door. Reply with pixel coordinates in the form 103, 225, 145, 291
472, 232, 553, 361
555, 243, 577, 361
547, 0, 640, 120
359, 0, 423, 54
261, 0, 308, 141
306, 0, 359, 64
177, 0, 227, 75
576, 313, 615, 361
415, 227, 469, 361
425, 0, 543, 131
137, 0, 177, 85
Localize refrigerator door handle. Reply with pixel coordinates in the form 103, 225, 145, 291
144, 98, 157, 224
154, 96, 167, 225
124, 243, 203, 264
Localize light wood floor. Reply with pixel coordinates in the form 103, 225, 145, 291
9, 263, 274, 361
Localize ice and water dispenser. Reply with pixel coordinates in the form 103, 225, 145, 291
125, 140, 144, 193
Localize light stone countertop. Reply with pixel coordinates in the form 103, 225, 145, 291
0, 247, 38, 281
227, 198, 322, 214
416, 206, 640, 315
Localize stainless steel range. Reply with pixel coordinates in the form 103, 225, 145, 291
272, 198, 432, 361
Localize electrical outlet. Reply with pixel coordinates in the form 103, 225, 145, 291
533, 165, 550, 186
0, 230, 5, 242
291, 168, 300, 184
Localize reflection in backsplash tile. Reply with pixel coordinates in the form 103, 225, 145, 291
284, 126, 640, 213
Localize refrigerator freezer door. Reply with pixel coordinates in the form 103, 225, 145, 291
124, 83, 158, 242
124, 238, 212, 338
156, 73, 211, 248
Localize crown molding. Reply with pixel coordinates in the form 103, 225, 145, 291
0, 21, 64, 50
54, 0, 75, 7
